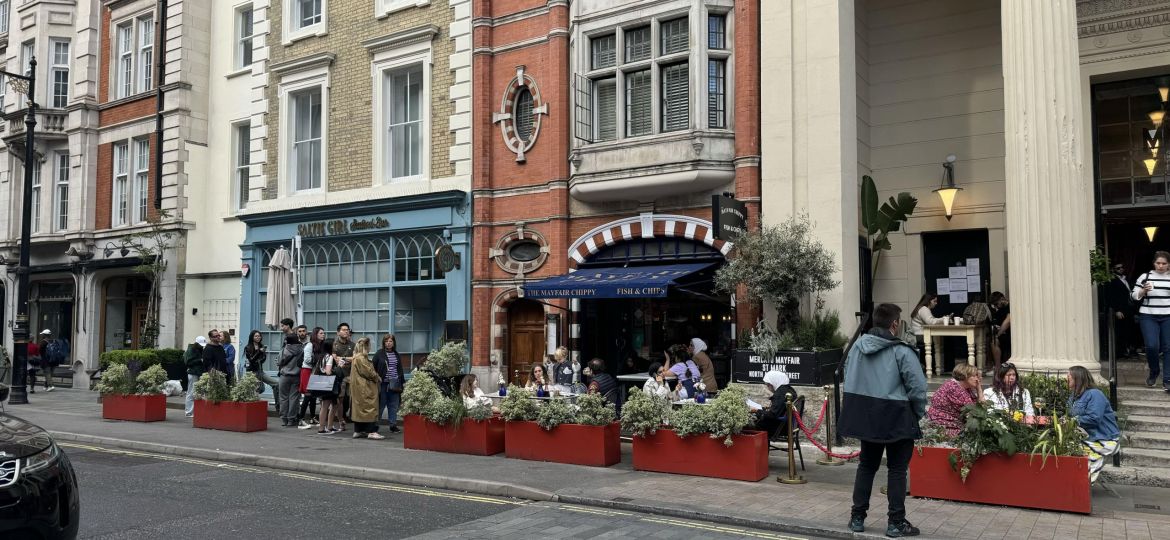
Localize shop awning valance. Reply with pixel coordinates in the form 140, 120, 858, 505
521, 263, 714, 299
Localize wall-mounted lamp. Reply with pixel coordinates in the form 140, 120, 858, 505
1145, 158, 1159, 176
102, 242, 131, 258
934, 154, 962, 221
1160, 86, 1170, 104
1146, 226, 1159, 243
1151, 110, 1166, 128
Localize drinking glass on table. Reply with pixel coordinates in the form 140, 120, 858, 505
1033, 397, 1046, 417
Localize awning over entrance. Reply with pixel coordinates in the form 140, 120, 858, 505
521, 263, 714, 299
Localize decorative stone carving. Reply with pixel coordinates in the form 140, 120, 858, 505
492, 66, 548, 163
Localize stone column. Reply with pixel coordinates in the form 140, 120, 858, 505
1001, 0, 1099, 374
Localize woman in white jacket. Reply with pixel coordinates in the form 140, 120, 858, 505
909, 293, 944, 371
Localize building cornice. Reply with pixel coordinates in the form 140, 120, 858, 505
270, 52, 336, 76
239, 189, 468, 226
361, 24, 439, 55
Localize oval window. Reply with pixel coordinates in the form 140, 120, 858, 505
514, 88, 534, 143
508, 241, 541, 263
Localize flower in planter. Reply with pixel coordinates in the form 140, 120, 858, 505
229, 372, 263, 402
134, 365, 168, 395
95, 364, 135, 396
620, 387, 671, 438
193, 370, 231, 403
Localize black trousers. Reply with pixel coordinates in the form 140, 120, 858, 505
851, 438, 915, 524
298, 394, 317, 420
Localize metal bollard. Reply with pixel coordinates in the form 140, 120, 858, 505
777, 392, 807, 484
817, 385, 845, 466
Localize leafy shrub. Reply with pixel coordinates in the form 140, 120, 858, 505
698, 385, 753, 446
536, 398, 577, 431
230, 372, 262, 402
401, 370, 443, 416
499, 385, 539, 422
574, 392, 616, 426
466, 402, 494, 421
425, 396, 466, 427
620, 387, 670, 438
1029, 415, 1086, 470
947, 402, 1043, 481
669, 404, 710, 439
423, 340, 468, 378
95, 364, 135, 396
99, 348, 185, 370
134, 365, 168, 395
1020, 373, 1071, 416
194, 370, 231, 403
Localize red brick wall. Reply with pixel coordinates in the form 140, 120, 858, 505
99, 5, 111, 104
99, 96, 155, 125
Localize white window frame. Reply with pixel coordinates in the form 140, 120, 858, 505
283, 0, 327, 44
372, 43, 431, 185
112, 141, 130, 227
132, 138, 150, 224
277, 64, 330, 196
376, 0, 430, 19
236, 4, 254, 69
50, 39, 70, 108
137, 16, 154, 94
30, 159, 41, 233
112, 12, 155, 100
232, 120, 252, 211
53, 152, 69, 232
0, 1, 10, 35
19, 40, 33, 108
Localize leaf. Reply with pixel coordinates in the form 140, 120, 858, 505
861, 175, 880, 235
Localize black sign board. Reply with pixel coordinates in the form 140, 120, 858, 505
711, 195, 747, 242
731, 349, 843, 387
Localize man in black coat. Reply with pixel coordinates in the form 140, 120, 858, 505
1106, 263, 1138, 358
202, 329, 229, 379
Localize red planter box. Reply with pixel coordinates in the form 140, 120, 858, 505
192, 400, 269, 433
910, 446, 1091, 513
403, 415, 505, 456
102, 394, 166, 422
632, 429, 769, 482
505, 421, 621, 467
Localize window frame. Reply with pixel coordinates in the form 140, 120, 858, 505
53, 152, 69, 232
137, 16, 154, 94
113, 141, 130, 227
132, 138, 150, 224
371, 43, 432, 185
19, 40, 33, 108
50, 38, 70, 108
232, 121, 252, 211
0, 1, 9, 35
111, 12, 156, 100
30, 158, 42, 234
236, 4, 254, 69
277, 64, 330, 197
283, 0, 328, 44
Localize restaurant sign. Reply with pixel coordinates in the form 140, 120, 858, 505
731, 348, 843, 387
297, 216, 390, 238
712, 194, 747, 242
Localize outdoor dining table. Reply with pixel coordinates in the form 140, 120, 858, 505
922, 323, 987, 376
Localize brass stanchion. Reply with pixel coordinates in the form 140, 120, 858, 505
777, 393, 807, 484
816, 385, 845, 466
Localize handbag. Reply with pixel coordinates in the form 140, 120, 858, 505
307, 374, 338, 393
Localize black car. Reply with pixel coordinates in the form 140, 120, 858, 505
0, 413, 79, 540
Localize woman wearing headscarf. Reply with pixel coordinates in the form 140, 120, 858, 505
754, 371, 798, 438
349, 337, 383, 440
688, 337, 719, 391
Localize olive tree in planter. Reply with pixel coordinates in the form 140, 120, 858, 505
401, 370, 503, 456
503, 389, 620, 467
192, 371, 268, 432
97, 364, 168, 422
622, 386, 769, 481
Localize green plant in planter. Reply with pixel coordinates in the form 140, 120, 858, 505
425, 396, 467, 427
95, 364, 135, 396
230, 372, 263, 402
947, 402, 1042, 482
466, 402, 494, 422
194, 370, 231, 403
401, 370, 443, 417
134, 365, 168, 395
684, 385, 753, 446
536, 398, 577, 431
620, 387, 670, 438
574, 392, 616, 426
1030, 415, 1086, 470
423, 340, 469, 378
500, 385, 539, 421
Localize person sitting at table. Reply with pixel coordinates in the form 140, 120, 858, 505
754, 371, 798, 439
525, 364, 550, 391
551, 346, 579, 387
586, 358, 618, 404
460, 374, 498, 413
1066, 365, 1120, 483
663, 344, 700, 398
642, 362, 675, 401
908, 293, 944, 372
981, 361, 1034, 416
927, 363, 982, 437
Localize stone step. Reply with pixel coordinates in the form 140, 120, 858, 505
1128, 431, 1170, 451
1126, 415, 1170, 433
1121, 447, 1170, 468
1124, 400, 1170, 417
1100, 465, 1170, 488
1118, 386, 1170, 403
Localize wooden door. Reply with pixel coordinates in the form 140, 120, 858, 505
508, 300, 546, 385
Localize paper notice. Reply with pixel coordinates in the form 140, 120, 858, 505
936, 278, 951, 295
949, 278, 967, 292
967, 275, 981, 292
950, 290, 968, 303
949, 266, 967, 279
966, 258, 980, 274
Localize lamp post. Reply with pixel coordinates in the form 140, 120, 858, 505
5, 59, 38, 405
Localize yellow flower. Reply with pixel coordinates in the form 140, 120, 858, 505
1012, 411, 1024, 422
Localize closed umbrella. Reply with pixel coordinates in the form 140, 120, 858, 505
264, 246, 294, 328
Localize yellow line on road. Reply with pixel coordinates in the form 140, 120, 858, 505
640, 516, 807, 539
62, 442, 521, 506
556, 504, 635, 517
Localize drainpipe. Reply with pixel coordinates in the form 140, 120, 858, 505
153, 0, 168, 210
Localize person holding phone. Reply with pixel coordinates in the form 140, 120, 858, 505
1133, 251, 1170, 390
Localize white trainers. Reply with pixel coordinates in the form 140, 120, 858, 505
297, 420, 312, 429
46, 386, 55, 392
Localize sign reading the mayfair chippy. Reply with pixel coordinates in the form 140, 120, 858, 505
297, 217, 389, 238
731, 349, 842, 387
712, 194, 747, 242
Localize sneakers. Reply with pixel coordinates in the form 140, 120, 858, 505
353, 432, 367, 439
185, 413, 194, 418
309, 418, 320, 425
367, 433, 386, 440
886, 520, 920, 538
849, 515, 865, 533
388, 426, 401, 434
45, 386, 55, 392
1148, 373, 1159, 387
297, 420, 312, 430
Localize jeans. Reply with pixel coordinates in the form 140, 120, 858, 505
851, 438, 915, 524
278, 375, 301, 425
185, 374, 199, 415
376, 385, 401, 432
1138, 314, 1170, 383
254, 370, 280, 395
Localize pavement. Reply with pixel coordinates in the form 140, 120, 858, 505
6, 388, 1170, 540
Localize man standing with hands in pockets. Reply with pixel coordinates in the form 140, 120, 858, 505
838, 303, 928, 538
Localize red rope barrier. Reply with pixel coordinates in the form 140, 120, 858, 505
791, 400, 861, 460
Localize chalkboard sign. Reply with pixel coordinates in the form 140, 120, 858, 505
731, 349, 843, 387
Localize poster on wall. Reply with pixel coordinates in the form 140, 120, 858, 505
966, 258, 980, 275
967, 275, 981, 292
936, 278, 951, 295
949, 267, 967, 279
951, 290, 968, 303
949, 278, 967, 293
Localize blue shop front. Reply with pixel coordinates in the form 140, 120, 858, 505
239, 190, 470, 372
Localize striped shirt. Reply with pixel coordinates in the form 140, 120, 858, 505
1132, 270, 1170, 315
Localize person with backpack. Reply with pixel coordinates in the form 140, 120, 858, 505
27, 338, 44, 394
277, 327, 306, 427
183, 336, 207, 417
662, 344, 700, 399
1133, 251, 1170, 390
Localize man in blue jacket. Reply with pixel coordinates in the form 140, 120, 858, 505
838, 303, 928, 538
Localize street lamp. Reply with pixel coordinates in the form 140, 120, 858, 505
5, 58, 38, 405
934, 154, 962, 221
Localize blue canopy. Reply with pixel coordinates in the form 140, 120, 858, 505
521, 263, 714, 299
